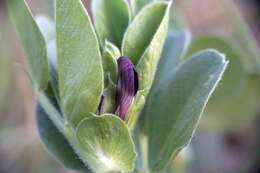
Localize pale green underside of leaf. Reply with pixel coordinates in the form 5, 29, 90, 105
92, 0, 130, 47
145, 49, 227, 170
7, 0, 49, 91
56, 0, 103, 126
75, 114, 136, 173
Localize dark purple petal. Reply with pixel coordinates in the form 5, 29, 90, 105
116, 56, 138, 120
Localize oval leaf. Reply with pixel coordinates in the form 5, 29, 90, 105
122, 1, 170, 65
56, 0, 103, 126
139, 29, 192, 133
145, 49, 228, 170
7, 0, 49, 90
122, 1, 171, 91
76, 114, 136, 173
92, 0, 130, 47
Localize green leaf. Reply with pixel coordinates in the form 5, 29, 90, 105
100, 41, 120, 114
76, 114, 136, 173
139, 29, 191, 134
188, 36, 246, 103
131, 0, 153, 15
92, 0, 130, 47
36, 99, 90, 171
122, 1, 171, 91
102, 41, 120, 85
122, 1, 170, 64
7, 0, 49, 90
145, 49, 227, 170
34, 16, 59, 100
154, 30, 191, 85
56, 0, 103, 126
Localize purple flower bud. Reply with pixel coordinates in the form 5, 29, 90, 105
116, 56, 138, 120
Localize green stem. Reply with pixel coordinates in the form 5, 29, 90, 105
36, 91, 65, 134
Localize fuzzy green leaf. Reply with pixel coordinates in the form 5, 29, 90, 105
145, 49, 228, 170
122, 1, 170, 64
76, 114, 136, 173
92, 0, 130, 47
122, 1, 171, 91
139, 30, 191, 133
56, 0, 103, 126
7, 0, 49, 90
102, 41, 120, 85
99, 41, 120, 114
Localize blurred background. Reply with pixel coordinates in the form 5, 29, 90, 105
0, 0, 260, 173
